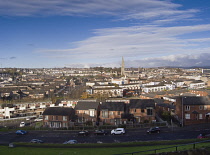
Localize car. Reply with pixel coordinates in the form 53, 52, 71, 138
19, 122, 25, 127
93, 130, 108, 135
147, 127, 160, 134
30, 139, 44, 143
16, 130, 28, 135
197, 133, 210, 139
111, 128, 125, 135
78, 130, 89, 136
63, 140, 78, 144
34, 117, 43, 122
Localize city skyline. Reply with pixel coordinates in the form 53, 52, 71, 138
1, 0, 210, 68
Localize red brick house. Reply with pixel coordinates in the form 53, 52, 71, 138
100, 102, 126, 125
129, 99, 156, 123
175, 96, 210, 126
42, 107, 75, 128
74, 101, 100, 125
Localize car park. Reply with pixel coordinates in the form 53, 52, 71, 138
147, 127, 160, 134
111, 128, 125, 135
63, 140, 78, 144
78, 130, 89, 136
93, 130, 108, 135
30, 139, 44, 143
16, 130, 28, 135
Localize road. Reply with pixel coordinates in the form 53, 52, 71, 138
1, 126, 209, 144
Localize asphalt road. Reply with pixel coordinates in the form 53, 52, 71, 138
1, 126, 210, 145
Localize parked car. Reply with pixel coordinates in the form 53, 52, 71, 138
78, 130, 89, 136
197, 133, 210, 139
93, 130, 108, 135
63, 140, 78, 144
19, 122, 25, 127
34, 117, 43, 122
30, 139, 44, 143
16, 130, 28, 135
147, 127, 160, 134
111, 128, 125, 135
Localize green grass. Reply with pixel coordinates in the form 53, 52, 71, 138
1, 139, 210, 155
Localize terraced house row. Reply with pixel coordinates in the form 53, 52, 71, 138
42, 99, 156, 128
41, 96, 210, 128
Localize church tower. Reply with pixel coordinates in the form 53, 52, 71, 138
121, 57, 125, 76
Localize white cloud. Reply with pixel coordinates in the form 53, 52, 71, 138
0, 0, 197, 22
64, 53, 210, 68
38, 24, 210, 62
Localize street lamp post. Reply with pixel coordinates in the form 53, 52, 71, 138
181, 96, 186, 127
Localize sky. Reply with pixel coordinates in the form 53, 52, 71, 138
0, 0, 210, 68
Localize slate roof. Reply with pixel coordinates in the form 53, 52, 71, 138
129, 99, 155, 109
156, 103, 175, 109
100, 102, 125, 111
42, 107, 75, 116
177, 96, 210, 105
74, 102, 100, 110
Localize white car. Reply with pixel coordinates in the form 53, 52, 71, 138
30, 139, 44, 143
111, 128, 125, 135
19, 122, 25, 127
63, 140, 78, 144
34, 118, 43, 122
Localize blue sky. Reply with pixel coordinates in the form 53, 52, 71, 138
1, 0, 210, 68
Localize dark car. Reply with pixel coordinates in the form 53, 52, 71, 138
93, 130, 108, 135
197, 133, 210, 139
30, 139, 44, 143
16, 130, 28, 135
78, 130, 89, 136
147, 127, 160, 134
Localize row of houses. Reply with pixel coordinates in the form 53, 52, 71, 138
41, 96, 210, 128
42, 99, 156, 128
85, 78, 207, 97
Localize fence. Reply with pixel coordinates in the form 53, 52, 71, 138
113, 139, 210, 155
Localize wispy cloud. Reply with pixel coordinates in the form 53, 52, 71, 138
0, 0, 197, 22
9, 56, 16, 59
38, 24, 210, 60
126, 53, 210, 68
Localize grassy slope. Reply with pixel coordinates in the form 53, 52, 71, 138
1, 139, 210, 155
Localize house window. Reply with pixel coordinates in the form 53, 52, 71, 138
110, 111, 114, 115
147, 108, 153, 116
52, 116, 55, 120
118, 111, 120, 115
56, 116, 58, 120
141, 109, 144, 113
45, 115, 48, 120
204, 106, 208, 110
89, 110, 95, 117
185, 106, 190, 111
63, 116, 67, 121
134, 109, 136, 112
185, 114, 190, 119
199, 114, 203, 119
102, 110, 108, 118
63, 123, 67, 127
199, 106, 203, 110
